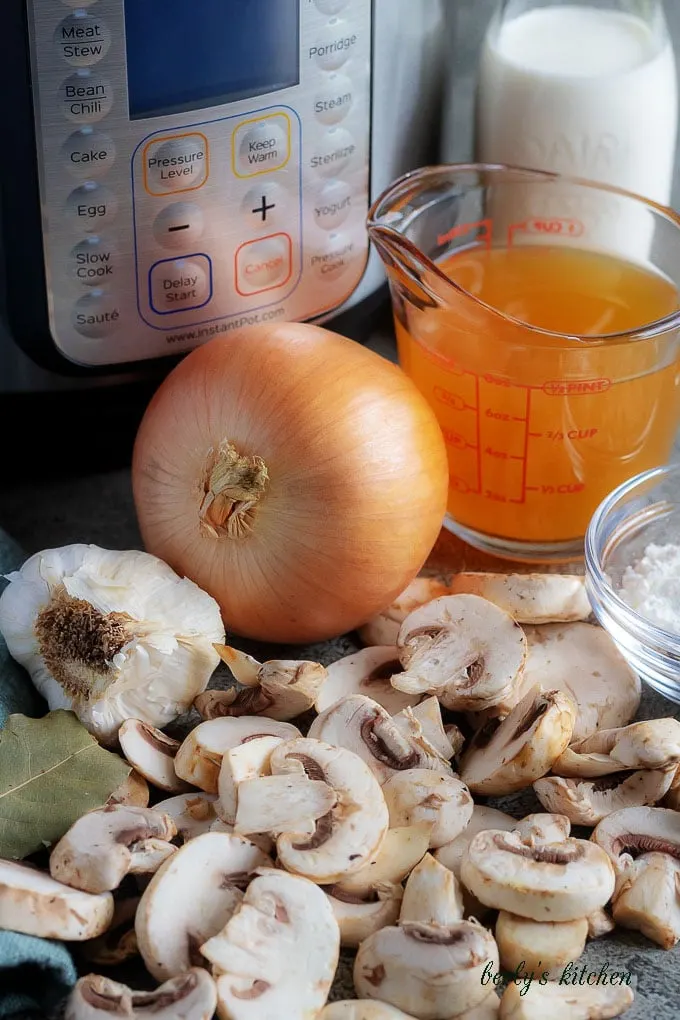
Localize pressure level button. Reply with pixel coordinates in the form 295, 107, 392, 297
143, 134, 209, 195
60, 73, 113, 124
63, 129, 115, 178
55, 13, 111, 67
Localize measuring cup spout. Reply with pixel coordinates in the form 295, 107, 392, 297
368, 221, 452, 311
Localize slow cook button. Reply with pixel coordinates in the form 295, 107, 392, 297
153, 203, 205, 250
65, 182, 117, 231
313, 179, 353, 230
72, 290, 121, 338
55, 13, 111, 67
310, 232, 356, 282
60, 72, 113, 124
233, 115, 291, 178
310, 20, 358, 70
63, 128, 115, 178
314, 74, 353, 125
310, 127, 356, 178
149, 256, 213, 314
70, 236, 117, 286
144, 134, 209, 195
236, 234, 292, 296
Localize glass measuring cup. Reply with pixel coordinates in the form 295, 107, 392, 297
368, 164, 680, 562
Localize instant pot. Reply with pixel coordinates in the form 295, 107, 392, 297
1, 0, 447, 394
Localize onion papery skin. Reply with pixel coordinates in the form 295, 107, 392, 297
132, 323, 448, 644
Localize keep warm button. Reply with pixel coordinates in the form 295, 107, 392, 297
233, 114, 291, 178
149, 255, 213, 315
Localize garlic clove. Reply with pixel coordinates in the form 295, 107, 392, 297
0, 545, 225, 744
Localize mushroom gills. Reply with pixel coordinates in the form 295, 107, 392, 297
65, 969, 217, 1020
534, 769, 675, 826
118, 719, 192, 793
591, 806, 680, 876
316, 646, 419, 715
208, 645, 328, 721
357, 575, 454, 648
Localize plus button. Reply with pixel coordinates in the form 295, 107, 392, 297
252, 194, 276, 222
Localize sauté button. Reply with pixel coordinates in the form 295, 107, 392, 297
235, 234, 292, 295
144, 134, 209, 195
70, 236, 117, 286
149, 256, 212, 314
310, 127, 356, 178
314, 74, 353, 125
65, 182, 117, 231
55, 13, 111, 67
233, 115, 290, 178
60, 72, 113, 123
310, 20, 358, 70
63, 128, 115, 178
313, 179, 353, 230
153, 203, 205, 250
72, 289, 121, 338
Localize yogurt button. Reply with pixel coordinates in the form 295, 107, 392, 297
63, 128, 115, 178
70, 236, 117, 286
72, 290, 121, 338
60, 72, 113, 124
313, 179, 353, 230
310, 127, 356, 178
314, 0, 349, 13
55, 13, 111, 67
65, 182, 117, 231
310, 232, 356, 282
310, 20, 358, 71
314, 74, 353, 125
153, 203, 205, 249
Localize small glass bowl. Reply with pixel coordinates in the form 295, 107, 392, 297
585, 464, 680, 702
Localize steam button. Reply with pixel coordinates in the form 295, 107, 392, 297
72, 290, 121, 338
314, 74, 353, 125
65, 182, 117, 231
55, 13, 111, 67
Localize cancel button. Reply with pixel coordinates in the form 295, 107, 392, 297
63, 129, 116, 178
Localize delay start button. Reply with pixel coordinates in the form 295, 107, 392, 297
63, 128, 115, 178
149, 255, 213, 314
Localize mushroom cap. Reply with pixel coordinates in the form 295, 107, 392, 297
498, 981, 634, 1020
495, 910, 587, 974
106, 770, 150, 808
49, 806, 177, 894
612, 851, 680, 949
119, 719, 192, 793
269, 737, 389, 884
513, 813, 571, 844
573, 718, 680, 771
320, 1003, 417, 1020
591, 806, 680, 876
521, 624, 641, 742
435, 805, 516, 879
317, 647, 419, 715
65, 969, 217, 1020
135, 830, 270, 981
394, 595, 527, 712
461, 829, 616, 922
0, 860, 113, 940
391, 697, 457, 762
358, 576, 454, 648
174, 717, 301, 792
459, 687, 576, 796
448, 573, 591, 624
399, 852, 464, 925
353, 920, 499, 1020
154, 793, 219, 841
216, 734, 285, 825
234, 774, 337, 837
534, 769, 676, 826
308, 695, 453, 785
331, 823, 433, 899
202, 869, 340, 1020
382, 769, 473, 848
326, 882, 403, 948
208, 648, 328, 721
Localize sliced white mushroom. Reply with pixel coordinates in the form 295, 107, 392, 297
208, 818, 274, 856
118, 719, 192, 793
461, 829, 615, 921
135, 831, 270, 981
382, 769, 473, 848
513, 813, 571, 844
399, 852, 464, 925
0, 860, 113, 940
201, 645, 328, 721
234, 774, 337, 837
106, 770, 150, 808
325, 882, 403, 949
587, 908, 616, 939
316, 646, 419, 715
495, 910, 587, 974
591, 806, 680, 877
612, 851, 680, 948
358, 575, 454, 647
80, 897, 140, 967
459, 687, 576, 796
354, 919, 499, 1020
154, 792, 219, 842
434, 805, 516, 880
49, 806, 177, 894
331, 823, 433, 899
308, 695, 453, 786
534, 769, 676, 826
391, 697, 458, 761
65, 969, 217, 1020
662, 765, 680, 810
216, 734, 285, 825
553, 719, 680, 779
174, 717, 301, 792
448, 572, 591, 624
394, 595, 527, 712
521, 623, 641, 742
498, 981, 634, 1020
201, 869, 339, 1018
319, 1003, 417, 1020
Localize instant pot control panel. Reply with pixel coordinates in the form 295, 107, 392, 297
26, 0, 371, 367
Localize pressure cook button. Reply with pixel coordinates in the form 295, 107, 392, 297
310, 127, 356, 178
314, 0, 349, 13
233, 115, 291, 178
310, 232, 356, 282
65, 182, 117, 231
72, 290, 121, 338
60, 72, 113, 123
149, 255, 213, 314
310, 20, 357, 70
153, 203, 205, 249
144, 134, 209, 195
55, 13, 111, 67
235, 234, 292, 296
313, 179, 353, 231
70, 236, 117, 286
314, 74, 353, 125
63, 128, 115, 178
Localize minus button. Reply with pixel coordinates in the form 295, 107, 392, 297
168, 223, 190, 233
153, 202, 204, 250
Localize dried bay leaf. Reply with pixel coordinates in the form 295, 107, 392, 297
0, 710, 131, 859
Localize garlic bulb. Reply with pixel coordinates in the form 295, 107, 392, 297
0, 545, 225, 744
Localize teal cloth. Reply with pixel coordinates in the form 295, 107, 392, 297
0, 531, 77, 1019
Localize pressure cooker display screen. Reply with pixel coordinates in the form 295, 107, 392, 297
124, 0, 300, 119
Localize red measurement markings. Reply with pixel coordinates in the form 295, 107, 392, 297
543, 379, 611, 396
532, 428, 599, 441
442, 428, 477, 451
437, 218, 493, 250
526, 483, 586, 495
518, 388, 531, 504
475, 374, 482, 494
433, 386, 476, 412
508, 217, 584, 246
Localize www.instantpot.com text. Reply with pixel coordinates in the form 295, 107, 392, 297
165, 305, 286, 346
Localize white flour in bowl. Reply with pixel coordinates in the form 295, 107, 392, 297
619, 543, 680, 633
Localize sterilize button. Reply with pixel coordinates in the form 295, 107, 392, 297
63, 128, 115, 178
144, 134, 209, 195
235, 234, 293, 295
60, 72, 113, 124
149, 256, 213, 314
55, 13, 111, 67
310, 127, 356, 178
314, 0, 349, 13
313, 179, 353, 231
65, 182, 117, 231
311, 19, 358, 71
153, 203, 205, 250
70, 236, 117, 286
72, 290, 121, 338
